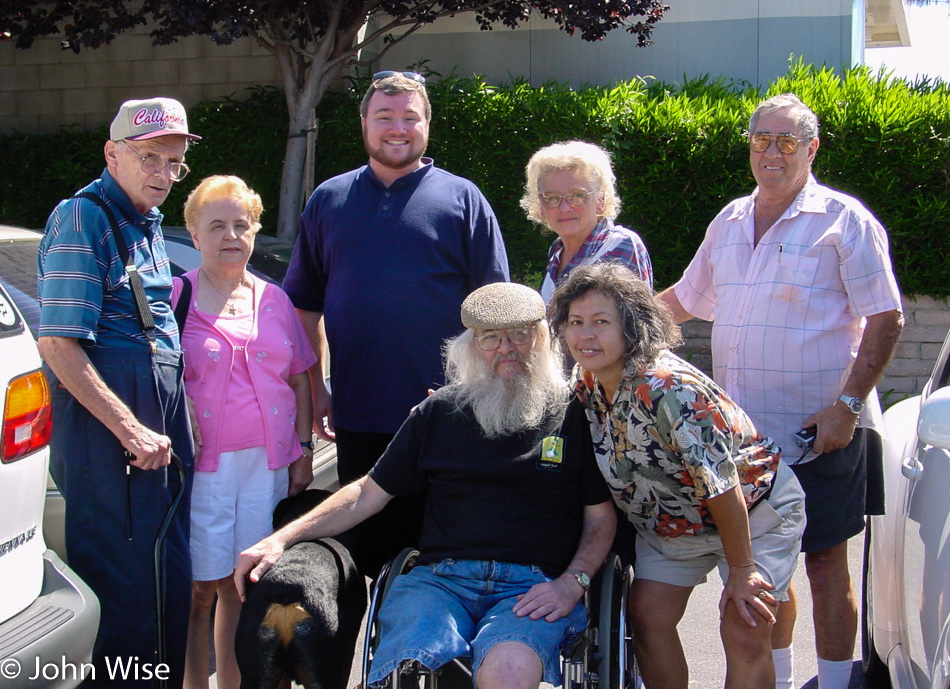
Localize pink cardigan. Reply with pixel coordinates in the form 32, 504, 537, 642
172, 270, 317, 471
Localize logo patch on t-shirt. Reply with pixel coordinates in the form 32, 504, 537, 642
538, 435, 565, 471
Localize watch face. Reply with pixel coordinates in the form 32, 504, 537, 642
840, 395, 864, 414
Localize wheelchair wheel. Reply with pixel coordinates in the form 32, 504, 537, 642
594, 554, 638, 689
361, 548, 420, 689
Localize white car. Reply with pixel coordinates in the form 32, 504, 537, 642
864, 326, 950, 688
0, 272, 99, 688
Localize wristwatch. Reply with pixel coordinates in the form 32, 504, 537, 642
299, 440, 315, 452
837, 394, 865, 415
566, 568, 591, 591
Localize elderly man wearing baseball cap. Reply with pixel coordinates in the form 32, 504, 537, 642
236, 281, 617, 689
37, 97, 200, 687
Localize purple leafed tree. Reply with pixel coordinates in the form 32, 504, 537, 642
1, 0, 670, 240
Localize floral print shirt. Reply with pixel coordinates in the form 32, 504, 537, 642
573, 350, 780, 538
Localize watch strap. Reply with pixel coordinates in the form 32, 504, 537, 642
837, 394, 864, 414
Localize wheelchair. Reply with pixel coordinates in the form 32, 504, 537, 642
360, 549, 638, 689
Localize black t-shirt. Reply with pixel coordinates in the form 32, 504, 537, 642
369, 389, 610, 574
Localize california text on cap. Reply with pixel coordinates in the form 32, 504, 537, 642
461, 282, 546, 330
110, 98, 201, 141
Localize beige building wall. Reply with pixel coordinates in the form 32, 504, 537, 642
0, 24, 282, 135
1, 8, 942, 399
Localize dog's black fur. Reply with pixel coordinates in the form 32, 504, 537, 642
236, 489, 367, 689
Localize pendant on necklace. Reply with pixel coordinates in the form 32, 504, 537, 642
227, 301, 237, 315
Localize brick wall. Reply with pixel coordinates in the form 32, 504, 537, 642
0, 25, 281, 135
676, 295, 950, 405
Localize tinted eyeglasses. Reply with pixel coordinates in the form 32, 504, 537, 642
749, 134, 808, 155
538, 190, 597, 210
373, 71, 426, 85
475, 326, 535, 351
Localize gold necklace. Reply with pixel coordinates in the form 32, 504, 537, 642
202, 270, 249, 315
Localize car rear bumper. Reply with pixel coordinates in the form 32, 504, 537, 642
0, 550, 99, 689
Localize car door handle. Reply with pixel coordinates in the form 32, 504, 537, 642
901, 455, 924, 481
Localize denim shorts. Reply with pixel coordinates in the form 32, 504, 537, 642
367, 559, 588, 685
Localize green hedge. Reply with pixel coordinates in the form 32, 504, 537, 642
2, 62, 948, 295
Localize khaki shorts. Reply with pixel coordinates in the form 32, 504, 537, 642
633, 461, 806, 600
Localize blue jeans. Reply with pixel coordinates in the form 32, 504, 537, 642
368, 559, 587, 686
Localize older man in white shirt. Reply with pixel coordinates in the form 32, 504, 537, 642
658, 93, 903, 689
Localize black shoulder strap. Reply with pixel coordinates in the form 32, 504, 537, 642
74, 192, 158, 351
174, 274, 192, 335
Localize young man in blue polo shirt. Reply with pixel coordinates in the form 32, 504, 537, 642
37, 98, 199, 688
283, 71, 510, 575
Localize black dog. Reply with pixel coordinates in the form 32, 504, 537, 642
236, 489, 367, 689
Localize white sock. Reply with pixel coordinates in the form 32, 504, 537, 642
816, 657, 853, 689
772, 645, 794, 689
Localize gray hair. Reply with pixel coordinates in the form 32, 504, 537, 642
520, 140, 621, 228
549, 262, 682, 372
749, 93, 819, 141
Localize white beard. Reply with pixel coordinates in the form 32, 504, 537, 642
459, 350, 564, 438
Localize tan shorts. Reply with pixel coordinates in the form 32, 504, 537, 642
633, 461, 806, 600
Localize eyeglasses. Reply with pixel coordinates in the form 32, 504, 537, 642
475, 326, 535, 351
538, 190, 597, 210
373, 71, 426, 85
118, 140, 190, 181
748, 134, 808, 155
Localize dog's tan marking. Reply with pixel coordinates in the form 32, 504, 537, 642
261, 602, 313, 646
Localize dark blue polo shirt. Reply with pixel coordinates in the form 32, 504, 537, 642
283, 159, 509, 433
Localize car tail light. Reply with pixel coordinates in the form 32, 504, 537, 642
2, 369, 52, 463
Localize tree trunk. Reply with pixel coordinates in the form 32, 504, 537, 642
276, 112, 310, 242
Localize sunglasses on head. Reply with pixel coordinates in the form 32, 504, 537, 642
373, 71, 426, 85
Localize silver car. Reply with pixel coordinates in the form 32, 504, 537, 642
863, 326, 950, 688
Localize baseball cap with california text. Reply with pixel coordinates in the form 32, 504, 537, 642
110, 98, 201, 141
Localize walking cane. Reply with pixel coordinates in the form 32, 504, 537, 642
154, 452, 187, 689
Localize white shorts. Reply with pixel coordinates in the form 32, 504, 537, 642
190, 446, 288, 581
634, 461, 806, 600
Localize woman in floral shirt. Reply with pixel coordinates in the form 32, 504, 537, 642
549, 262, 805, 689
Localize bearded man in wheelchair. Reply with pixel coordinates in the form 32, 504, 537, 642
236, 282, 616, 689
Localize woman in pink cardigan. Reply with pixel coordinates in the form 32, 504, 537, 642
173, 176, 316, 689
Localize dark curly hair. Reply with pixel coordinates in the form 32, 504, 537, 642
549, 262, 682, 371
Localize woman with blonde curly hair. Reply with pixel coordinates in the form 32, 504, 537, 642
521, 140, 653, 302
